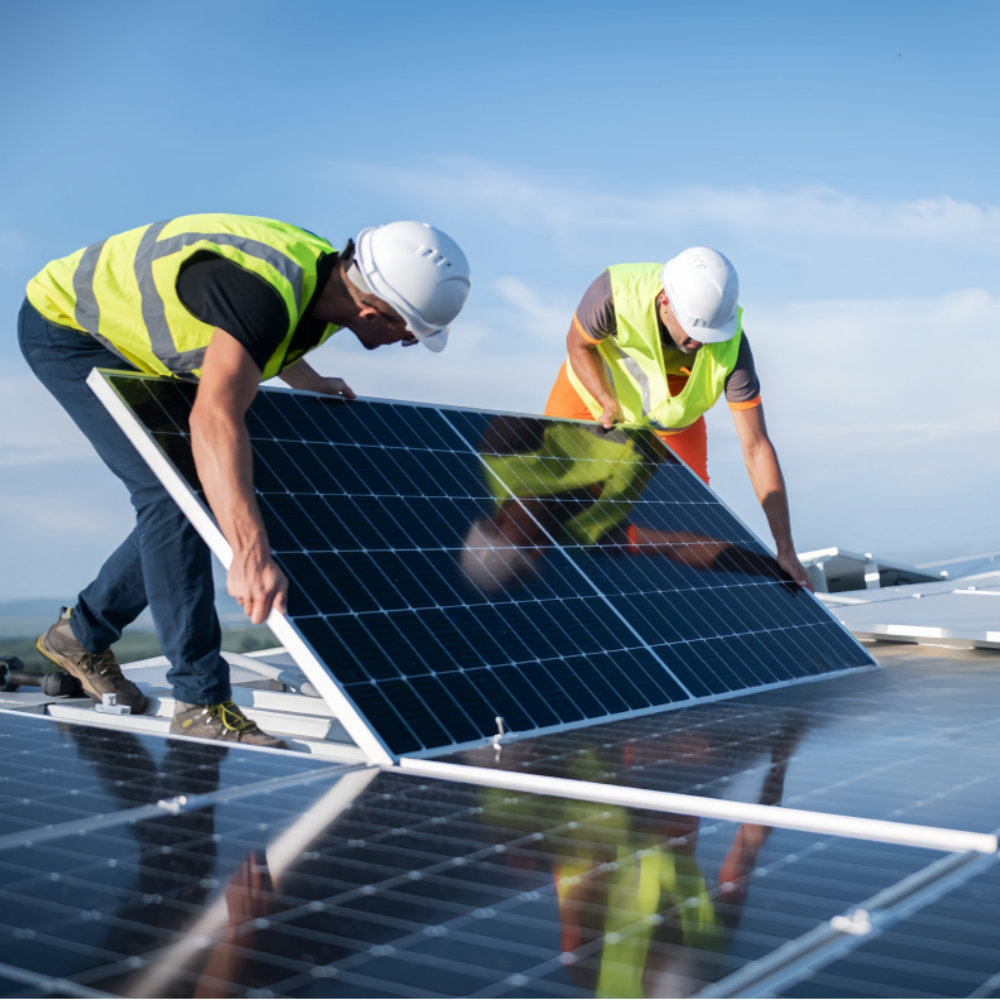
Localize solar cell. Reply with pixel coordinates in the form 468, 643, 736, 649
91, 371, 873, 761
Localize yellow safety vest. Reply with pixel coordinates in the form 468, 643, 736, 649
566, 263, 743, 431
26, 213, 341, 380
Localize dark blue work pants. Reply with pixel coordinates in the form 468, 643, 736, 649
17, 300, 231, 705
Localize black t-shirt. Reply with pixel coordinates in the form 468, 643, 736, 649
175, 251, 337, 372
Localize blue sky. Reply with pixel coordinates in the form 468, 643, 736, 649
2, 0, 999, 602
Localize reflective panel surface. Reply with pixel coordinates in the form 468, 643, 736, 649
0, 710, 332, 842
103, 374, 872, 757
776, 858, 1000, 998
445, 644, 1000, 834
0, 714, 948, 999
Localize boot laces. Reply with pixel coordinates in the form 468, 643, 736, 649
79, 650, 120, 677
207, 700, 256, 733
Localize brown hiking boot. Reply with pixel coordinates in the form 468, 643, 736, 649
36, 608, 147, 714
170, 700, 289, 749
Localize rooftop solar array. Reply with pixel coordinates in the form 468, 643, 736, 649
0, 712, 968, 999
773, 859, 1000, 998
3, 644, 1000, 997
92, 372, 872, 762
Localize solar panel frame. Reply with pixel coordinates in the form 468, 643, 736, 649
88, 369, 875, 764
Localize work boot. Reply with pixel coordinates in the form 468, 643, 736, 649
36, 608, 147, 714
170, 700, 289, 749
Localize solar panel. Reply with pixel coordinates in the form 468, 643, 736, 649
90, 371, 873, 762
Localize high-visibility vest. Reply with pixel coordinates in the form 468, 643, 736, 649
566, 262, 743, 431
26, 214, 341, 380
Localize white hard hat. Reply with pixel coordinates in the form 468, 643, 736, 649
660, 247, 740, 344
353, 221, 471, 352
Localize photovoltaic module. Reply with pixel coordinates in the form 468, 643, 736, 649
91, 371, 873, 760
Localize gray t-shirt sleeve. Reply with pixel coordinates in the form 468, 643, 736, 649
574, 271, 617, 341
724, 331, 761, 404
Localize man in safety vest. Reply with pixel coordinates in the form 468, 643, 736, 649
544, 247, 812, 590
20, 215, 471, 747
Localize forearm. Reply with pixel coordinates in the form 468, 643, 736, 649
190, 407, 268, 559
566, 330, 621, 428
279, 359, 356, 399
732, 404, 812, 589
193, 328, 290, 623
744, 439, 796, 553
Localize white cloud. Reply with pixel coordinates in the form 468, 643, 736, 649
335, 157, 1000, 248
750, 288, 1000, 440
705, 288, 1000, 558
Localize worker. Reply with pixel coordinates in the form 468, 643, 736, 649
20, 215, 471, 747
544, 248, 812, 590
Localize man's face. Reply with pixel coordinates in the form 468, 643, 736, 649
346, 299, 418, 350
657, 294, 703, 354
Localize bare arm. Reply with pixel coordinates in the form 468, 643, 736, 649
731, 403, 814, 590
190, 329, 288, 624
278, 358, 356, 398
566, 322, 621, 429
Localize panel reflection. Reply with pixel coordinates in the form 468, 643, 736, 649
461, 416, 787, 596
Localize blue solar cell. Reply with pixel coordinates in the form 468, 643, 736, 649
659, 641, 727, 696
296, 617, 368, 684
345, 683, 421, 752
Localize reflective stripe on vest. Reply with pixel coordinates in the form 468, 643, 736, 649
565, 263, 743, 431
27, 214, 339, 380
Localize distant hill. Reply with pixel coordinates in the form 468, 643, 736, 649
0, 592, 252, 641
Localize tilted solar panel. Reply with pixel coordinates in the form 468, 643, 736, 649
90, 371, 873, 761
